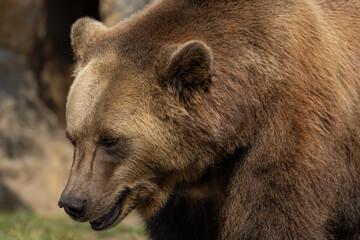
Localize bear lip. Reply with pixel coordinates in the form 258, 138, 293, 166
90, 188, 130, 231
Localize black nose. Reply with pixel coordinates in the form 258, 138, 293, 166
58, 195, 87, 220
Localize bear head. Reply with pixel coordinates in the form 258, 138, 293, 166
59, 17, 219, 231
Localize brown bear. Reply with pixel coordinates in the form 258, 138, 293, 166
58, 0, 360, 239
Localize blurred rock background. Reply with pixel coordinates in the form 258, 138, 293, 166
0, 0, 154, 218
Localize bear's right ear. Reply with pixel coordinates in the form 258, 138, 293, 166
71, 17, 106, 59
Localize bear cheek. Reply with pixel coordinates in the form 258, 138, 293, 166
93, 149, 118, 178
92, 149, 142, 190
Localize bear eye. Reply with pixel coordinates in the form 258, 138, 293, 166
99, 138, 119, 148
66, 131, 76, 146
97, 134, 131, 158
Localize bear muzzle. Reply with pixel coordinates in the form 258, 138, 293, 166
89, 187, 131, 231
58, 195, 88, 220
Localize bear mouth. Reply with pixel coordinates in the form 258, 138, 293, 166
90, 188, 130, 231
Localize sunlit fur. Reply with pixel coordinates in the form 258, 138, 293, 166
62, 0, 360, 239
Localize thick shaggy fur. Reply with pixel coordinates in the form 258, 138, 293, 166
62, 0, 360, 239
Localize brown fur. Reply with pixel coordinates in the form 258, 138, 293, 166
60, 0, 360, 239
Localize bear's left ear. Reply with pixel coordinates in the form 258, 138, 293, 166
156, 40, 213, 103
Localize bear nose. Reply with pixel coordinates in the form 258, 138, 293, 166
58, 195, 87, 220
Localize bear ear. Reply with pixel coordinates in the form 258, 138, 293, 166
71, 17, 106, 59
156, 40, 213, 103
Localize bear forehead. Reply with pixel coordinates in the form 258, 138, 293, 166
66, 55, 148, 136
66, 59, 110, 133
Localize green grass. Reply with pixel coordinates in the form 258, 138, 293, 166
0, 211, 145, 240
